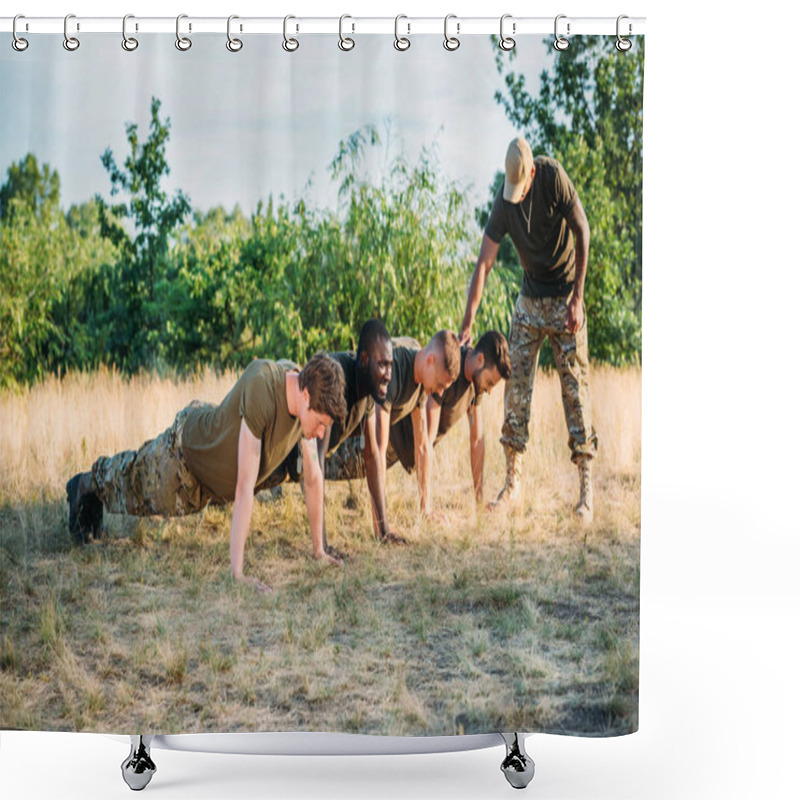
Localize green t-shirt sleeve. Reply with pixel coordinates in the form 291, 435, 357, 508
485, 187, 507, 244
238, 366, 273, 441
555, 162, 578, 218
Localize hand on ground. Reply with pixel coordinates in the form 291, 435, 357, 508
316, 549, 344, 566
239, 575, 272, 594
380, 531, 409, 546
324, 544, 350, 563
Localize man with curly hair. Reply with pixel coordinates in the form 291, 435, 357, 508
66, 353, 347, 592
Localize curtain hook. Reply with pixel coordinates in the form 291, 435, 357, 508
283, 15, 299, 52
12, 14, 29, 52
338, 14, 355, 51
616, 15, 632, 52
63, 14, 80, 51
499, 14, 515, 51
553, 14, 570, 51
226, 15, 243, 52
443, 13, 460, 51
176, 14, 192, 51
122, 14, 138, 51
394, 14, 410, 51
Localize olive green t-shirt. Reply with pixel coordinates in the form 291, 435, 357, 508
181, 359, 301, 502
390, 346, 481, 472
382, 343, 425, 425
485, 156, 578, 298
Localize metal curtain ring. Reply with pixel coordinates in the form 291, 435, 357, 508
499, 14, 515, 51
12, 14, 29, 51
122, 14, 138, 51
283, 15, 299, 52
616, 15, 632, 52
226, 15, 243, 52
394, 15, 410, 51
553, 14, 570, 51
338, 14, 355, 51
176, 14, 192, 51
443, 14, 460, 51
63, 14, 80, 51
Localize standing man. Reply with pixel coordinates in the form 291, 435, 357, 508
66, 353, 348, 592
459, 136, 598, 521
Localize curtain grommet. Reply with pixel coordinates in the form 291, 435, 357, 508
283, 15, 299, 52
553, 14, 570, 51
443, 14, 460, 51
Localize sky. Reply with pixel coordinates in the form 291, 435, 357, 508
1, 32, 547, 217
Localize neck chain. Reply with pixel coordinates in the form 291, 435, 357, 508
520, 190, 534, 234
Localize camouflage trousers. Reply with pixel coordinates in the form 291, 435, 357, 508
501, 293, 598, 462
91, 401, 213, 517
323, 434, 401, 481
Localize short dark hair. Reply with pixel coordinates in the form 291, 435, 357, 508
474, 330, 511, 380
298, 352, 347, 427
357, 318, 391, 359
428, 330, 461, 382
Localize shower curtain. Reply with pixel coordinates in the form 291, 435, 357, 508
0, 21, 643, 740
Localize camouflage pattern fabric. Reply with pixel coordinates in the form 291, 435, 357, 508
501, 293, 598, 462
323, 433, 401, 481
91, 401, 214, 517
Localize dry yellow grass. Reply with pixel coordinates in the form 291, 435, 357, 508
0, 365, 640, 737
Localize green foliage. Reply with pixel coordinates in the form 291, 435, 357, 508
163, 127, 482, 369
0, 159, 115, 387
95, 96, 192, 372
491, 35, 643, 364
0, 153, 60, 222
4, 77, 642, 384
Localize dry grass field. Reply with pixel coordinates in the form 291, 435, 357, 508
0, 365, 640, 737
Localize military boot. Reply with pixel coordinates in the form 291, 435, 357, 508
66, 472, 103, 544
490, 444, 523, 509
573, 457, 594, 523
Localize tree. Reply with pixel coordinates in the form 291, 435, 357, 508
0, 153, 60, 222
490, 35, 644, 364
96, 97, 191, 372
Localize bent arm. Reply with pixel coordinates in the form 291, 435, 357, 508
230, 419, 262, 582
460, 232, 500, 344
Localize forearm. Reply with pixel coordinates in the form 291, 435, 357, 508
461, 263, 488, 333
229, 492, 255, 579
417, 443, 431, 513
470, 437, 485, 503
304, 473, 325, 558
572, 231, 589, 301
364, 448, 389, 536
